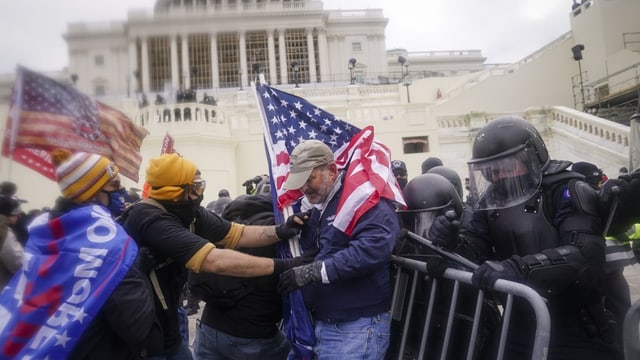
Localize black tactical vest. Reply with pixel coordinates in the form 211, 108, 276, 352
485, 190, 560, 259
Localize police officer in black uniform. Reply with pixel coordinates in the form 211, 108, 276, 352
430, 116, 620, 359
390, 174, 500, 360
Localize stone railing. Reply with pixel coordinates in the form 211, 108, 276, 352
133, 103, 226, 129
436, 106, 630, 158
549, 105, 630, 155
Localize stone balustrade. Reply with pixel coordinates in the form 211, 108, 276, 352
550, 105, 630, 154
134, 103, 227, 137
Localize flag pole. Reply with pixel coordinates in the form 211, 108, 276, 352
7, 66, 25, 181
251, 74, 300, 256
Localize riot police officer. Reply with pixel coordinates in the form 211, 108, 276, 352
393, 173, 499, 360
430, 115, 620, 359
396, 173, 462, 256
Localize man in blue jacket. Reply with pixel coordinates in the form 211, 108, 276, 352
278, 140, 400, 360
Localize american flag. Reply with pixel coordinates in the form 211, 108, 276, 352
255, 82, 405, 236
1, 66, 148, 182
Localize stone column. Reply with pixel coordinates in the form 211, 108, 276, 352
267, 29, 277, 85
367, 35, 376, 75
170, 34, 179, 90
278, 29, 288, 84
338, 35, 347, 82
210, 33, 219, 88
239, 31, 247, 88
317, 28, 329, 82
140, 37, 150, 93
128, 39, 137, 96
306, 28, 317, 83
181, 34, 190, 89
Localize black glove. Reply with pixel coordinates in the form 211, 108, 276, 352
275, 210, 311, 240
273, 248, 319, 276
428, 214, 460, 250
278, 261, 323, 294
425, 255, 449, 278
472, 255, 528, 290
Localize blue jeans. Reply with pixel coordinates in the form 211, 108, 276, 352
314, 312, 391, 360
178, 306, 190, 345
193, 322, 290, 360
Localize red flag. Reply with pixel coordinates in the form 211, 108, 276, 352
160, 132, 174, 155
1, 66, 149, 182
436, 88, 442, 99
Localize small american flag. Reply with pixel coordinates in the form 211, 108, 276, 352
256, 82, 405, 236
1, 66, 148, 182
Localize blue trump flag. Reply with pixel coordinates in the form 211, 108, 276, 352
0, 205, 138, 359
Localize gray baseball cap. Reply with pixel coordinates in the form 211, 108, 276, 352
282, 140, 334, 190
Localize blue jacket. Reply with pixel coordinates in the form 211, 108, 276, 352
298, 185, 400, 323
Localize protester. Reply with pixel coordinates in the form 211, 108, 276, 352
212, 189, 231, 216
277, 140, 400, 359
0, 181, 29, 244
100, 173, 132, 218
184, 190, 232, 316
391, 160, 409, 190
118, 152, 312, 359
191, 194, 290, 360
0, 193, 23, 290
242, 174, 268, 195
429, 116, 620, 359
0, 149, 155, 359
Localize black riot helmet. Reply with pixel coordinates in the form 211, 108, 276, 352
397, 173, 462, 238
468, 116, 549, 210
427, 165, 463, 198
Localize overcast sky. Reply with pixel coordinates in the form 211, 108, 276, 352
0, 0, 573, 74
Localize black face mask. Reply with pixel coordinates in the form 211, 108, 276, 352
159, 195, 203, 226
397, 178, 408, 190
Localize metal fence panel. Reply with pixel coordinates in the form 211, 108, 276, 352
388, 256, 550, 360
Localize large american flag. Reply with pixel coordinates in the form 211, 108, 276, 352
1, 66, 148, 182
255, 82, 405, 236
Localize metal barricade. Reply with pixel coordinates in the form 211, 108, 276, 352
389, 256, 550, 360
623, 298, 640, 359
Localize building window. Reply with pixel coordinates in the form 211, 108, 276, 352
95, 55, 104, 66
95, 85, 106, 96
403, 136, 429, 154
246, 31, 269, 81
217, 32, 240, 89
352, 42, 362, 52
285, 28, 309, 84
148, 36, 171, 92
188, 33, 212, 90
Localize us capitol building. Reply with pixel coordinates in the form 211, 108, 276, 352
1, 0, 639, 209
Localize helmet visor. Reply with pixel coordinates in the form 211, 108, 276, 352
414, 211, 438, 239
468, 148, 543, 210
397, 201, 451, 239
